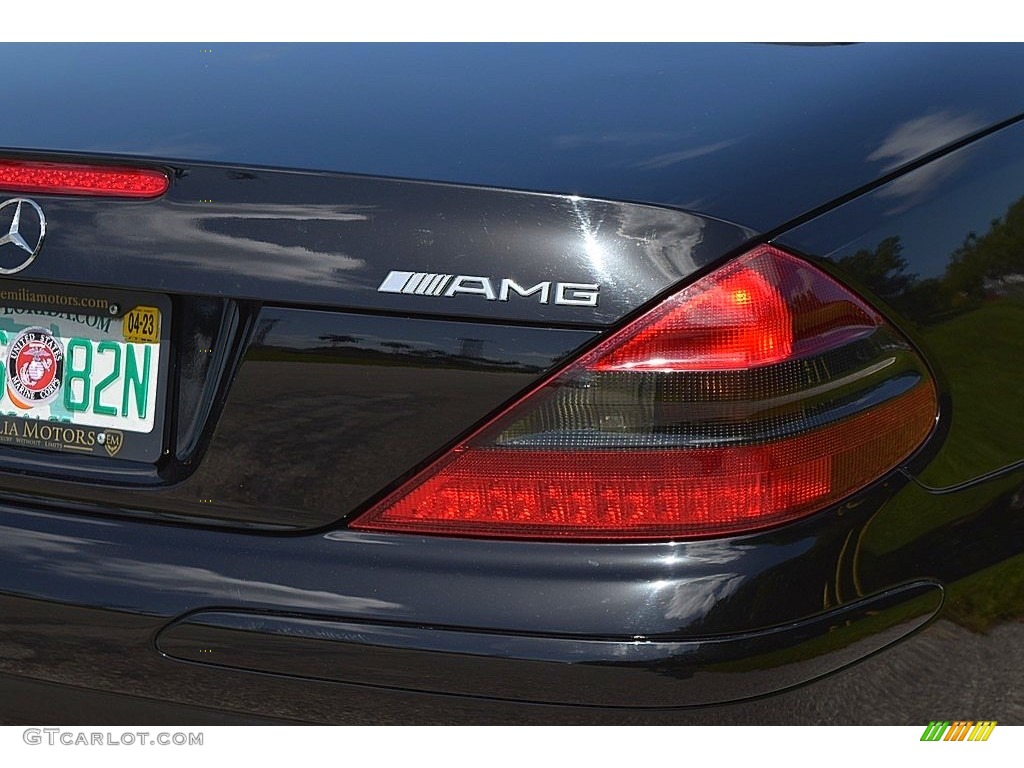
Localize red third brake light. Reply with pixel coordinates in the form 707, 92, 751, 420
0, 160, 169, 198
352, 245, 938, 540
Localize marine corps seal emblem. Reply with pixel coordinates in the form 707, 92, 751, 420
6, 327, 65, 409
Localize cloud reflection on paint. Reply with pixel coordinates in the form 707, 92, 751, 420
867, 111, 984, 213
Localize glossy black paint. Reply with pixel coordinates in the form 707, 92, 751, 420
0, 151, 750, 528
160, 309, 596, 527
156, 583, 941, 707
1, 154, 751, 326
1, 44, 1023, 725
3, 44, 1024, 230
0, 491, 882, 639
0, 308, 593, 528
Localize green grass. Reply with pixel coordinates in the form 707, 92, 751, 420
917, 300, 1024, 485
944, 552, 1024, 634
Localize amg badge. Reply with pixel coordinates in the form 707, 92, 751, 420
6, 326, 65, 408
378, 271, 599, 307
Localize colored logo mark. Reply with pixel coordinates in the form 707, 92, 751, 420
920, 721, 997, 741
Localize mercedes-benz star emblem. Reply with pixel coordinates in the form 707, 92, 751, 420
0, 198, 46, 275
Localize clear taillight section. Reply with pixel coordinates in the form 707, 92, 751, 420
352, 245, 938, 540
0, 160, 169, 198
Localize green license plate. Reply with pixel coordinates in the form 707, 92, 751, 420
0, 283, 170, 462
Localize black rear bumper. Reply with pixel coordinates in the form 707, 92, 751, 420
0, 490, 949, 721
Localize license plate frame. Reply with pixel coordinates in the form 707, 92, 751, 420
0, 281, 171, 463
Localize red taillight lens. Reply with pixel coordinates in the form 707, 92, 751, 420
352, 245, 938, 540
594, 262, 796, 371
593, 249, 881, 372
0, 160, 169, 198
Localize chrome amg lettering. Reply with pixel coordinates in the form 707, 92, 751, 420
378, 271, 599, 307
498, 279, 550, 304
443, 276, 496, 300
554, 282, 599, 307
